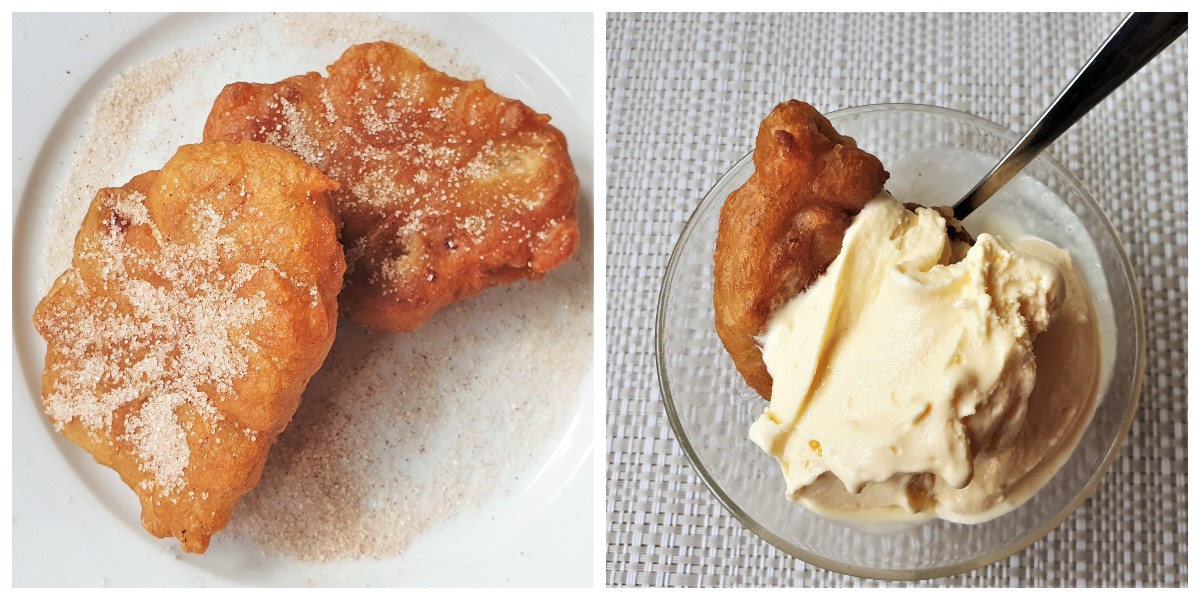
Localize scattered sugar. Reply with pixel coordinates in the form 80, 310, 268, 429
41, 53, 190, 294
264, 97, 327, 167
41, 191, 269, 495
256, 14, 483, 80
212, 32, 561, 298
124, 393, 195, 492
40, 13, 589, 561
42, 13, 480, 296
227, 246, 591, 561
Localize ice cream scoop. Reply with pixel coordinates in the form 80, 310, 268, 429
751, 195, 1069, 515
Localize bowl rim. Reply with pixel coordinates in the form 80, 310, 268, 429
655, 102, 1146, 581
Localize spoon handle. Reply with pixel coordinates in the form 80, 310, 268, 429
952, 12, 1187, 220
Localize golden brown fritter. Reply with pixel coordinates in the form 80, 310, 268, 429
713, 101, 889, 400
203, 41, 579, 332
34, 140, 344, 553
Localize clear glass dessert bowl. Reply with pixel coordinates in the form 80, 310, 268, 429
656, 104, 1145, 580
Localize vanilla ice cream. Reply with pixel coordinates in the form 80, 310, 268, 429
750, 195, 1099, 522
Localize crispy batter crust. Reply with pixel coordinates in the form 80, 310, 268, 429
34, 141, 343, 552
713, 101, 889, 399
203, 42, 579, 332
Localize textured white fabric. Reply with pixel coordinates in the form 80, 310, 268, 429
605, 12, 1187, 586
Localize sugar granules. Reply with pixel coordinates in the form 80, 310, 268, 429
41, 13, 591, 562
42, 13, 481, 295
230, 249, 591, 560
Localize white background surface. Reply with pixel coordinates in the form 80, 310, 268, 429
12, 12, 594, 587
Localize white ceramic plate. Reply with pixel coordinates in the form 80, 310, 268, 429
12, 12, 594, 587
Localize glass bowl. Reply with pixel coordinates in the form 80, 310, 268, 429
656, 104, 1144, 580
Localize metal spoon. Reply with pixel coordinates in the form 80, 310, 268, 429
952, 12, 1187, 221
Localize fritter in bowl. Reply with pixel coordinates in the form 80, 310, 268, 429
713, 101, 889, 400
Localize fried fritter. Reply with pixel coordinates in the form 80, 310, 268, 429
203, 41, 579, 332
34, 140, 343, 553
713, 101, 889, 400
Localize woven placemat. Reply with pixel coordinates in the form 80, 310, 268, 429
605, 12, 1187, 587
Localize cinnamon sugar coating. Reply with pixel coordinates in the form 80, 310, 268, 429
203, 42, 579, 331
34, 140, 343, 553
